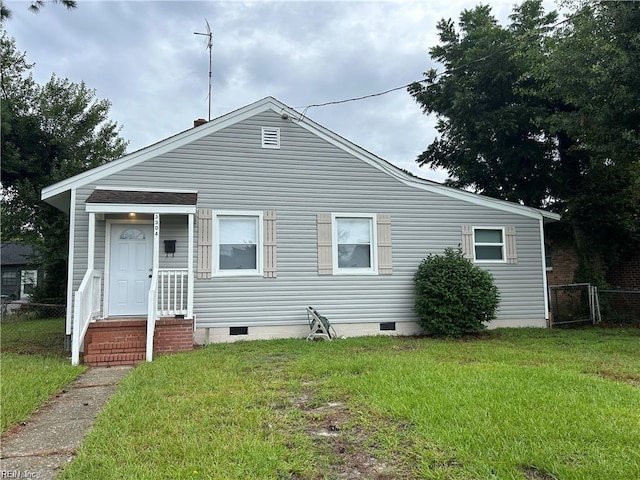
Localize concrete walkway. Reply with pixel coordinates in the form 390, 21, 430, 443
1, 366, 132, 480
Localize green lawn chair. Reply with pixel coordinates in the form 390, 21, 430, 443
306, 306, 337, 341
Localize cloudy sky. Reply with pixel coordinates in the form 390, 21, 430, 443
4, 0, 558, 182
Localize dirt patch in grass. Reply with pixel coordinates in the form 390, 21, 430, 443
292, 391, 411, 479
597, 370, 640, 387
521, 466, 558, 480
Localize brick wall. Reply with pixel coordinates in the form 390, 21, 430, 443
153, 317, 194, 353
546, 237, 579, 286
606, 251, 640, 290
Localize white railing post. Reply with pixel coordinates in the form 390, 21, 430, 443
146, 272, 158, 362
187, 212, 194, 319
72, 290, 82, 365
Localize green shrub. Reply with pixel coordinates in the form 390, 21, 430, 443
414, 247, 499, 337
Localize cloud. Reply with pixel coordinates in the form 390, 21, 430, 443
3, 0, 559, 184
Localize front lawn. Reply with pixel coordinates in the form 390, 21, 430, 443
0, 318, 86, 434
61, 328, 640, 479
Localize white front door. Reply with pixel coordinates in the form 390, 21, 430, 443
108, 224, 153, 316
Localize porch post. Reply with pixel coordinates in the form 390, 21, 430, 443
147, 213, 161, 362
87, 212, 96, 271
153, 213, 160, 271
187, 212, 194, 318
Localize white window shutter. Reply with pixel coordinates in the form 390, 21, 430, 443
377, 214, 393, 275
317, 213, 333, 275
263, 211, 277, 278
197, 208, 212, 278
461, 225, 473, 260
506, 225, 518, 264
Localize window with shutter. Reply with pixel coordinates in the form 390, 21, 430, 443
462, 226, 517, 264
317, 213, 393, 276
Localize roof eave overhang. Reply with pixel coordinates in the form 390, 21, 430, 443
86, 203, 196, 214
42, 190, 72, 213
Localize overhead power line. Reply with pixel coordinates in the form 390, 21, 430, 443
295, 8, 581, 118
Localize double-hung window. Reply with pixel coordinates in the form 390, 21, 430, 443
333, 214, 377, 274
214, 212, 263, 275
473, 227, 505, 262
2, 271, 16, 287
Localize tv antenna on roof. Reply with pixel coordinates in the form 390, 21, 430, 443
194, 19, 213, 121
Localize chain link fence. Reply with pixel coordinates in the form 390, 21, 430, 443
598, 290, 640, 326
0, 301, 67, 356
549, 284, 640, 327
548, 284, 599, 326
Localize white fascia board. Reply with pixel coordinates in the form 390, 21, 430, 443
86, 204, 196, 214
42, 97, 280, 201
94, 186, 198, 194
284, 106, 560, 222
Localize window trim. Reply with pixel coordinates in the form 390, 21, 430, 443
20, 269, 38, 298
473, 226, 506, 263
213, 210, 263, 277
332, 213, 378, 275
544, 242, 553, 271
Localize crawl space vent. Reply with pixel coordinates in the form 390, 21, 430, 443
261, 127, 280, 149
230, 326, 249, 336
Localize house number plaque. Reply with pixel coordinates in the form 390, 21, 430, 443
154, 214, 160, 236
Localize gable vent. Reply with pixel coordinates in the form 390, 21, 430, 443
261, 127, 280, 149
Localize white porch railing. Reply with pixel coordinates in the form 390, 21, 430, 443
72, 269, 102, 366
146, 271, 159, 362
146, 268, 190, 362
157, 268, 189, 316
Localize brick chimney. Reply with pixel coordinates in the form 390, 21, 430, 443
193, 118, 207, 128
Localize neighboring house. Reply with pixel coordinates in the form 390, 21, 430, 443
41, 97, 560, 366
0, 243, 40, 300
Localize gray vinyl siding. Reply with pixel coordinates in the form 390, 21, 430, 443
70, 109, 547, 329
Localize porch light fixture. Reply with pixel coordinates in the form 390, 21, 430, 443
128, 212, 136, 218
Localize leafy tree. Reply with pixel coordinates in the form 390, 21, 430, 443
0, 0, 77, 22
1, 33, 127, 301
541, 1, 640, 279
409, 2, 557, 208
409, 0, 640, 285
414, 248, 499, 337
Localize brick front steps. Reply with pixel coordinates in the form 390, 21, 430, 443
83, 318, 193, 366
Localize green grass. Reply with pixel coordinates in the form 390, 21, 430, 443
1, 318, 86, 433
1, 317, 69, 356
60, 327, 640, 479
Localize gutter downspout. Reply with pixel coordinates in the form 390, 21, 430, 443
539, 216, 551, 327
